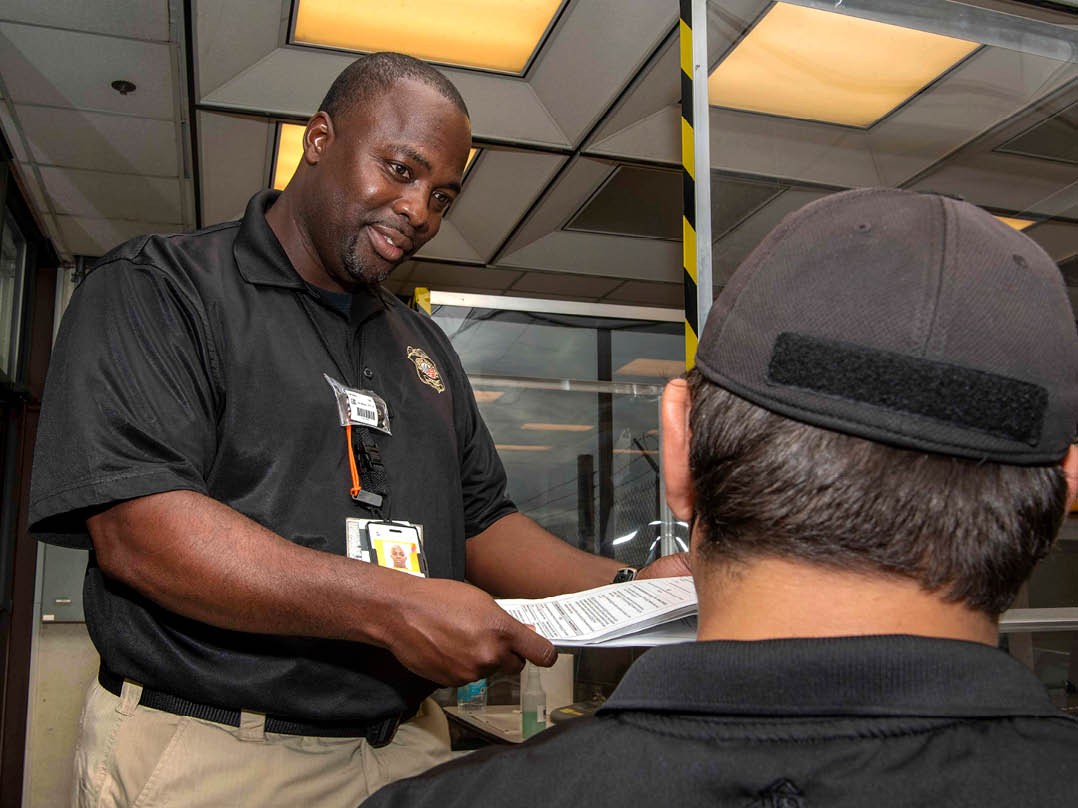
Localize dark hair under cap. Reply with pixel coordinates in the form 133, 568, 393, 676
695, 187, 1078, 465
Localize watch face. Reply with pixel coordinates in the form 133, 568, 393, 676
613, 568, 637, 584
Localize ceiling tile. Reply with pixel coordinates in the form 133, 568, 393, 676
56, 215, 181, 258
17, 105, 178, 175
603, 281, 682, 308
0, 0, 170, 41
499, 231, 681, 282
198, 111, 274, 226
40, 166, 182, 222
449, 149, 567, 262
0, 23, 175, 118
1022, 220, 1078, 263
996, 100, 1078, 165
529, 0, 678, 145
567, 165, 680, 240
406, 264, 523, 292
196, 0, 284, 96
508, 272, 622, 298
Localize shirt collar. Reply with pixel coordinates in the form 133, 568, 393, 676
234, 189, 391, 322
599, 635, 1062, 719
234, 189, 305, 290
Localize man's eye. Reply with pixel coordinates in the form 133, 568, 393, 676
432, 192, 453, 211
389, 162, 411, 179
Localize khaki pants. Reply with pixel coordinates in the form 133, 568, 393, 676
72, 680, 454, 808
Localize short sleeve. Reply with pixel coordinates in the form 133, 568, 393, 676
29, 257, 219, 548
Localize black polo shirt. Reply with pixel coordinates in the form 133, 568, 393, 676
365, 635, 1078, 807
29, 190, 515, 723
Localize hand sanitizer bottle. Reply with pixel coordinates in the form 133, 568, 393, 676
456, 678, 487, 713
520, 662, 547, 739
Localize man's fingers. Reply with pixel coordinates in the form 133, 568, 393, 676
510, 621, 557, 667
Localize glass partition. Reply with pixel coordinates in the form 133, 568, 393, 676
430, 295, 685, 566
698, 0, 1078, 689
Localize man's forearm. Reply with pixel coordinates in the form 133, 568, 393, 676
87, 489, 411, 644
87, 490, 558, 684
465, 512, 623, 598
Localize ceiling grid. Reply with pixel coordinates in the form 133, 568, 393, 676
0, 0, 1074, 311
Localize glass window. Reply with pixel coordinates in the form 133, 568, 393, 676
699, 0, 1078, 674
0, 209, 27, 382
431, 301, 682, 562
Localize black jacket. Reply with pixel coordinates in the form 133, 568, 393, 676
365, 635, 1078, 807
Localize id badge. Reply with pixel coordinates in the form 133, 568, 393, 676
346, 518, 427, 577
324, 374, 392, 434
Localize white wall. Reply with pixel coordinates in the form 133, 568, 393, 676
23, 623, 98, 808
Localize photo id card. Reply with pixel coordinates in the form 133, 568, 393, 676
345, 518, 427, 577
367, 521, 427, 578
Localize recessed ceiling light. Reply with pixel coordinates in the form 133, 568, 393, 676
293, 0, 563, 74
272, 123, 476, 191
521, 423, 592, 432
708, 2, 979, 127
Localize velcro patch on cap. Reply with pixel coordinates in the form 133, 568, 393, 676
767, 332, 1047, 446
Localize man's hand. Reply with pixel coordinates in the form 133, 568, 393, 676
635, 551, 692, 580
378, 576, 557, 686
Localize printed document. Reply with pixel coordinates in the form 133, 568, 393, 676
497, 576, 697, 647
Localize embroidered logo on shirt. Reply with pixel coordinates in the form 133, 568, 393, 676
407, 346, 445, 393
753, 779, 804, 808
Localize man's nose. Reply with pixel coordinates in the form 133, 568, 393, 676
393, 186, 432, 233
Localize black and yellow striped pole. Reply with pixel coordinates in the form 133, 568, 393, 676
679, 0, 713, 369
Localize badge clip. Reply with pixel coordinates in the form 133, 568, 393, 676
352, 489, 383, 509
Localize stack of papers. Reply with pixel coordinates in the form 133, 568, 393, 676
497, 576, 698, 647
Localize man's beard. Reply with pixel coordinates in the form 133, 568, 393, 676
343, 231, 393, 287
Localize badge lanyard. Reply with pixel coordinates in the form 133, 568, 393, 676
346, 423, 388, 512
298, 292, 392, 516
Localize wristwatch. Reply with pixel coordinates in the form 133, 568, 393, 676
611, 567, 638, 584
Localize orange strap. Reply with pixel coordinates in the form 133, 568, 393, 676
345, 424, 362, 498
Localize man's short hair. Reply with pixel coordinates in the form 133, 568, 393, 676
687, 187, 1078, 616
319, 52, 469, 123
686, 369, 1068, 616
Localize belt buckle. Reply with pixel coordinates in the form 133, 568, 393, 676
365, 714, 401, 748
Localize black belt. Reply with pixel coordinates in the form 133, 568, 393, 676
98, 667, 407, 747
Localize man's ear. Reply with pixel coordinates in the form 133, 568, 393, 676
303, 112, 333, 164
661, 377, 694, 521
1062, 444, 1078, 511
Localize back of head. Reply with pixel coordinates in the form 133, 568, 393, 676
690, 188, 1078, 615
319, 51, 469, 123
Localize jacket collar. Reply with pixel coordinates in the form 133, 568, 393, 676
600, 635, 1064, 719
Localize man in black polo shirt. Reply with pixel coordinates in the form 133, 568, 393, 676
364, 188, 1078, 808
29, 53, 686, 807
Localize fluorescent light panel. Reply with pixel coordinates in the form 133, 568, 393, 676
272, 123, 476, 191
995, 216, 1035, 231
521, 423, 592, 432
616, 358, 685, 379
293, 0, 562, 74
708, 3, 979, 128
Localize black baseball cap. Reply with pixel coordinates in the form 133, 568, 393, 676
695, 187, 1078, 465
